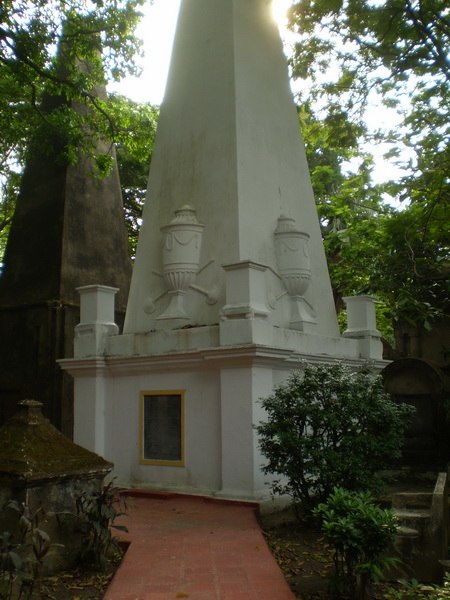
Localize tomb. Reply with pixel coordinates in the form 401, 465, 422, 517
60, 0, 386, 500
0, 400, 112, 571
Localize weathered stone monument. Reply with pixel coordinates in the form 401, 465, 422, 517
0, 399, 112, 572
0, 50, 131, 435
60, 0, 386, 500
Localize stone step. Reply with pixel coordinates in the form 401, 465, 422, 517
396, 525, 420, 538
393, 508, 431, 536
391, 491, 433, 510
394, 508, 431, 519
379, 472, 448, 582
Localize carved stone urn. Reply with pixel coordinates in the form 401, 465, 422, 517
158, 205, 204, 321
274, 215, 311, 294
274, 215, 315, 331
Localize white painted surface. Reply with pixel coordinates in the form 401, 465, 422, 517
124, 0, 338, 337
61, 343, 388, 497
73, 372, 108, 458
74, 286, 119, 357
343, 295, 380, 336
343, 295, 383, 359
77, 285, 118, 324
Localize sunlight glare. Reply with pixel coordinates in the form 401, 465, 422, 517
271, 0, 291, 28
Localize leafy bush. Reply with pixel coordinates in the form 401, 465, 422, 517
382, 575, 450, 599
0, 501, 53, 599
0, 527, 23, 600
257, 362, 414, 514
315, 487, 398, 599
75, 480, 128, 570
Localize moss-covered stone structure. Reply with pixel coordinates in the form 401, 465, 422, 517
0, 399, 112, 572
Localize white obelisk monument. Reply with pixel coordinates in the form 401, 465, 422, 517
125, 0, 337, 336
61, 0, 384, 500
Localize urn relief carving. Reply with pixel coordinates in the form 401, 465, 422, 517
158, 205, 204, 321
274, 215, 316, 332
274, 215, 311, 296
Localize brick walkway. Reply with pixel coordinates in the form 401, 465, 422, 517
104, 492, 295, 600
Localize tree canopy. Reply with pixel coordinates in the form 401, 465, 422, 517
289, 0, 450, 333
0, 0, 148, 256
1, 0, 145, 147
0, 0, 448, 344
110, 94, 158, 257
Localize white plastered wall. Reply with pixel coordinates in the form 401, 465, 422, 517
70, 358, 303, 498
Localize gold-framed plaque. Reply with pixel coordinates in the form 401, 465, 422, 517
139, 390, 185, 466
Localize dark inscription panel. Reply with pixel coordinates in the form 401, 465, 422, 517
142, 394, 182, 462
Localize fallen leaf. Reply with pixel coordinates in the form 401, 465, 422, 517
68, 585, 85, 590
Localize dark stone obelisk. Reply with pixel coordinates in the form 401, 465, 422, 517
0, 54, 131, 436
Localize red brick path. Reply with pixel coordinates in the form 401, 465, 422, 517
104, 493, 295, 600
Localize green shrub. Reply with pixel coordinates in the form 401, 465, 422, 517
315, 487, 398, 599
75, 480, 128, 570
0, 501, 53, 600
382, 575, 450, 599
257, 362, 414, 514
0, 527, 23, 600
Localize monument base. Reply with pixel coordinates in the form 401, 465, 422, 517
60, 319, 387, 500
